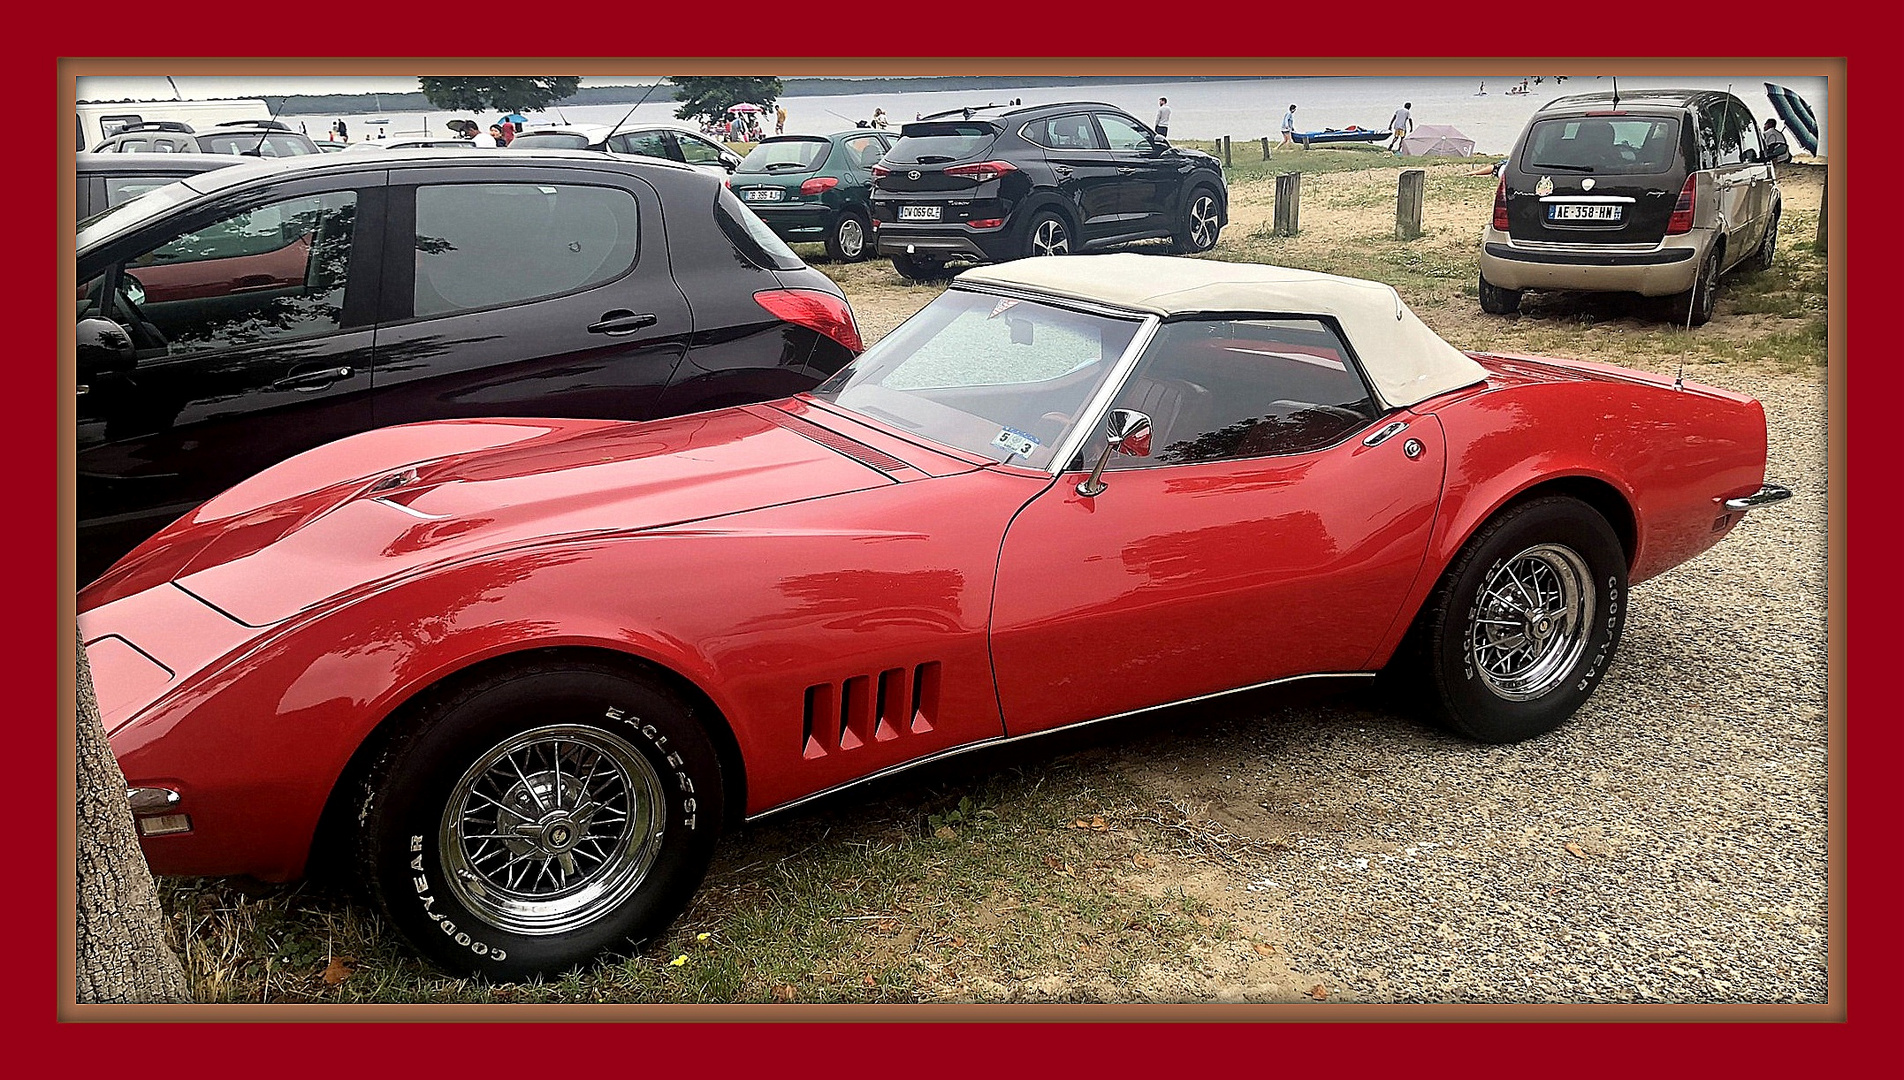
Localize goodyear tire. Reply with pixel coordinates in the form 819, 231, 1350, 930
355, 662, 722, 979
1421, 497, 1627, 744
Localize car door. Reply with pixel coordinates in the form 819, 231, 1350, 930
1702, 99, 1756, 268
367, 162, 693, 428
988, 316, 1444, 737
1728, 97, 1773, 256
75, 170, 388, 582
1027, 112, 1126, 240
1093, 111, 1174, 234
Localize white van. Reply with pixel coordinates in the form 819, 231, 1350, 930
75, 99, 271, 151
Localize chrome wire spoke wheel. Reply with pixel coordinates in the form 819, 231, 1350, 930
440, 723, 665, 936
1031, 217, 1069, 256
1188, 194, 1218, 249
1468, 543, 1594, 701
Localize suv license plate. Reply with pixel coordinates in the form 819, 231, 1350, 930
744, 189, 782, 201
898, 205, 941, 221
1549, 204, 1622, 222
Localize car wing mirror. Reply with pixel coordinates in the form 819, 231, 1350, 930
76, 316, 136, 382
1077, 408, 1153, 496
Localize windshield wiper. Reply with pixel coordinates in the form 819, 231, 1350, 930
1530, 161, 1594, 172
914, 155, 956, 164
763, 161, 808, 172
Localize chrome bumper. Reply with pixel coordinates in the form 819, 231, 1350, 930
1725, 483, 1794, 511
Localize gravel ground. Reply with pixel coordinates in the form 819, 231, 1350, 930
1082, 359, 1830, 1004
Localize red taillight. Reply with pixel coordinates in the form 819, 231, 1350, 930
1666, 174, 1698, 234
944, 160, 1019, 183
870, 164, 890, 179
1492, 178, 1510, 231
799, 176, 839, 195
967, 218, 1005, 229
754, 289, 863, 354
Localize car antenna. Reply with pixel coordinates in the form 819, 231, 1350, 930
1610, 76, 1619, 110
1674, 362, 1684, 391
248, 94, 287, 157
606, 78, 667, 138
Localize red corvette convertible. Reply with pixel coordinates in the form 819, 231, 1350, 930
78, 254, 1790, 978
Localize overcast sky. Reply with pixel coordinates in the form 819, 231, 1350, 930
74, 75, 667, 101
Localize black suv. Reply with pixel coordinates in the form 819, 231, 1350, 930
870, 102, 1228, 279
90, 120, 321, 158
74, 150, 862, 583
1479, 89, 1780, 325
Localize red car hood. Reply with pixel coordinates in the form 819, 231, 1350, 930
82, 406, 912, 626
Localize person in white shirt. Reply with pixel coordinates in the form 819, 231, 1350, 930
1155, 97, 1172, 137
472, 125, 499, 148
1280, 104, 1297, 148
1388, 102, 1414, 153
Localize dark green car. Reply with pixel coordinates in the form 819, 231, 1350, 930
730, 131, 895, 261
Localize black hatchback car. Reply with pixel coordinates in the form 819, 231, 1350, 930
869, 102, 1228, 279
1479, 88, 1780, 325
74, 150, 863, 584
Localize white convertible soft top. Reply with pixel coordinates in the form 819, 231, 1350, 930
957, 253, 1488, 409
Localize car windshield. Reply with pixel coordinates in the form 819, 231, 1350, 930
738, 137, 831, 174
1521, 116, 1680, 175
812, 289, 1144, 470
77, 180, 204, 247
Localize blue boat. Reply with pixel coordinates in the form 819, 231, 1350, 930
1295, 126, 1388, 147
1764, 83, 1820, 155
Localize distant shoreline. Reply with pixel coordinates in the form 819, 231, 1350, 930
77, 74, 1284, 117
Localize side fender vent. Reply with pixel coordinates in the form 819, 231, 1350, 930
769, 414, 909, 472
802, 662, 940, 759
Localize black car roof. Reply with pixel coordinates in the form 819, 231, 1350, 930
913, 100, 1131, 124
1539, 88, 1735, 113
168, 147, 714, 201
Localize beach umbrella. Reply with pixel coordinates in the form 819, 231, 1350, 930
1400, 124, 1477, 158
726, 103, 764, 114
1763, 83, 1820, 155
497, 112, 528, 127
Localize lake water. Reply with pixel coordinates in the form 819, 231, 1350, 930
281, 74, 1830, 157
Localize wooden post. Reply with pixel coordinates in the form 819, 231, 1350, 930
1222, 135, 1232, 168
1814, 166, 1828, 254
1274, 173, 1301, 236
1396, 169, 1425, 240
1261, 136, 1270, 160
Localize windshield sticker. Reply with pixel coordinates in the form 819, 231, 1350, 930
991, 427, 1041, 458
988, 298, 1021, 320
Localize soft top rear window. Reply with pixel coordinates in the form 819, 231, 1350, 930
1519, 116, 1680, 175
889, 121, 1001, 163
738, 137, 831, 174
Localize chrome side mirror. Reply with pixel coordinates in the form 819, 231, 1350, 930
1076, 408, 1152, 497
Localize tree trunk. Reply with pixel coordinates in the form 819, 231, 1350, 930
75, 628, 191, 1004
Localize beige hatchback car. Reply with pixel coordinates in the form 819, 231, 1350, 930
1479, 89, 1780, 325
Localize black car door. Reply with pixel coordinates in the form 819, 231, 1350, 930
367, 162, 693, 428
1030, 111, 1126, 241
1093, 111, 1176, 234
75, 169, 389, 583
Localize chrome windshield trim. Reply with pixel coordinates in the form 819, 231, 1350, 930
1045, 314, 1164, 476
372, 497, 450, 520
1724, 483, 1793, 511
745, 672, 1375, 825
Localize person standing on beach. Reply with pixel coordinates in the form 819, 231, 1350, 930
776, 104, 787, 135
1155, 97, 1172, 137
1387, 102, 1413, 153
1280, 104, 1297, 148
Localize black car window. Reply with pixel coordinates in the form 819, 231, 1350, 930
713, 186, 803, 270
739, 137, 830, 173
413, 183, 640, 317
889, 121, 1001, 162
671, 132, 727, 166
608, 130, 670, 159
1093, 112, 1151, 152
1107, 317, 1378, 469
1522, 116, 1680, 174
512, 132, 594, 151
1027, 114, 1104, 151
88, 190, 359, 358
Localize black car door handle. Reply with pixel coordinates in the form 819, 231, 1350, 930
1117, 167, 1138, 175
273, 366, 353, 391
588, 311, 659, 336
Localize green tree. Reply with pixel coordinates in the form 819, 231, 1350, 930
417, 77, 582, 114
670, 77, 784, 125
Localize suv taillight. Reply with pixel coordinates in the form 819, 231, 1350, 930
944, 160, 1018, 183
1666, 174, 1698, 234
1492, 178, 1510, 231
799, 176, 840, 195
870, 164, 890, 179
754, 289, 864, 354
